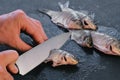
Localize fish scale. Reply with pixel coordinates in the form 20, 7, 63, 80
44, 49, 78, 67
52, 12, 77, 28
91, 31, 120, 55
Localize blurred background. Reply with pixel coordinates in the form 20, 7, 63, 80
0, 0, 120, 80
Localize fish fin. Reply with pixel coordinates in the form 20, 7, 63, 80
52, 62, 58, 67
58, 1, 70, 11
37, 9, 59, 17
79, 10, 89, 15
56, 22, 64, 27
44, 60, 49, 63
37, 8, 49, 14
88, 13, 95, 20
44, 58, 51, 63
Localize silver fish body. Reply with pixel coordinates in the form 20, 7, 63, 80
91, 31, 120, 55
38, 1, 96, 30
71, 30, 93, 48
44, 49, 78, 67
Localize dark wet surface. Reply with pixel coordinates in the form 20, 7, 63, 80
0, 0, 120, 80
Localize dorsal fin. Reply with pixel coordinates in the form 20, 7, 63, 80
88, 13, 95, 20
58, 1, 70, 11
79, 10, 89, 15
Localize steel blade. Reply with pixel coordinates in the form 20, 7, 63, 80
16, 32, 70, 75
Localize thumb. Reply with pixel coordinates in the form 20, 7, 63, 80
0, 50, 19, 73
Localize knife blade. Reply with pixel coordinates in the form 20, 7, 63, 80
16, 32, 70, 75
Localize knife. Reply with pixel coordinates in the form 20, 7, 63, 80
16, 32, 70, 75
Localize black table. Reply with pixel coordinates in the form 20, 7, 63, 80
0, 0, 120, 80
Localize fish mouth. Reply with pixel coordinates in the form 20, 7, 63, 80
62, 53, 79, 65
111, 46, 120, 55
86, 43, 93, 48
83, 24, 97, 31
71, 58, 79, 64
68, 55, 79, 65
82, 19, 97, 30
108, 43, 120, 56
72, 55, 79, 64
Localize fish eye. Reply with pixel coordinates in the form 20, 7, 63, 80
64, 56, 67, 61
109, 45, 112, 50
83, 20, 88, 25
83, 36, 89, 41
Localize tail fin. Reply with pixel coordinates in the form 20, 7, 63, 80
37, 8, 50, 15
37, 9, 54, 17
58, 1, 70, 11
37, 9, 59, 18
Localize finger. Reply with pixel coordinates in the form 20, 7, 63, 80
0, 66, 14, 80
0, 66, 4, 79
29, 18, 48, 43
0, 72, 14, 80
0, 50, 19, 65
21, 17, 46, 44
30, 18, 48, 41
3, 71, 14, 80
15, 37, 32, 51
32, 32, 45, 44
0, 50, 18, 75
7, 63, 18, 74
8, 37, 32, 52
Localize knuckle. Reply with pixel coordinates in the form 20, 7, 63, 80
36, 20, 41, 24
9, 76, 14, 80
33, 19, 42, 25
0, 66, 4, 74
15, 9, 25, 15
5, 75, 14, 80
8, 50, 19, 59
14, 9, 26, 18
0, 50, 19, 60
37, 21, 42, 26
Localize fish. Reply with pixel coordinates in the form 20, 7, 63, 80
71, 29, 120, 56
38, 1, 97, 30
71, 30, 93, 48
44, 49, 78, 67
91, 31, 120, 56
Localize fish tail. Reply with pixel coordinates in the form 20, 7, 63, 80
58, 1, 70, 11
37, 8, 50, 14
37, 9, 57, 17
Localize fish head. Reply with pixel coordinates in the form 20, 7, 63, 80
62, 52, 79, 65
68, 20, 83, 30
71, 30, 93, 48
50, 49, 78, 67
81, 17, 97, 30
82, 35, 93, 48
109, 41, 120, 55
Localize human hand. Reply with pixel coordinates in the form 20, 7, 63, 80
0, 50, 19, 80
0, 9, 48, 52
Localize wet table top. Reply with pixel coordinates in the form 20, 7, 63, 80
0, 0, 120, 80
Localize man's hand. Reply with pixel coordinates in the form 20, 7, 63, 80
0, 9, 48, 52
0, 50, 18, 80
0, 9, 48, 80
